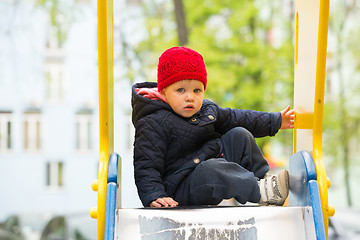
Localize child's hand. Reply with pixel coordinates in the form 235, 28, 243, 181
150, 197, 179, 208
280, 106, 295, 129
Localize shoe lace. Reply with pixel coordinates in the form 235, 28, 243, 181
271, 175, 283, 199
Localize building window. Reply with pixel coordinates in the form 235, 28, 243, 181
45, 64, 64, 102
0, 112, 12, 152
76, 111, 93, 153
24, 112, 41, 151
45, 27, 64, 103
46, 161, 64, 188
46, 28, 63, 51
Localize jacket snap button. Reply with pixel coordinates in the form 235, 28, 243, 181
208, 115, 214, 120
193, 158, 200, 164
191, 118, 197, 122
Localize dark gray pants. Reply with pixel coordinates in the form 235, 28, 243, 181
186, 127, 269, 205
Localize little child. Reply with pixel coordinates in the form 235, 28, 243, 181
131, 46, 294, 208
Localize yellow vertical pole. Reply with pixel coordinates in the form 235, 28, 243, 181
313, 0, 334, 238
94, 0, 114, 239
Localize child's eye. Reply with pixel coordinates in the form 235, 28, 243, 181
194, 89, 201, 93
177, 88, 185, 93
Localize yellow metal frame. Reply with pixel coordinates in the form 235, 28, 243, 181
313, 0, 335, 238
90, 0, 114, 240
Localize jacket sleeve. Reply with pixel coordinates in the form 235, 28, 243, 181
133, 117, 169, 207
215, 105, 282, 138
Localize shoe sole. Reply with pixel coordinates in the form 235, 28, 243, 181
277, 169, 289, 205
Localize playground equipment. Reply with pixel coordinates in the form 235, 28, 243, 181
293, 0, 335, 236
90, 0, 334, 239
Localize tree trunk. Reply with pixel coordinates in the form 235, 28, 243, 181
338, 44, 353, 207
173, 0, 188, 46
344, 143, 352, 206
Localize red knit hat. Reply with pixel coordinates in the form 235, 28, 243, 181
157, 46, 207, 92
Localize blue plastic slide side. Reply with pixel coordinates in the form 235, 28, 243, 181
108, 153, 119, 183
289, 150, 326, 240
299, 151, 317, 181
289, 150, 317, 206
289, 151, 312, 206
105, 182, 117, 240
104, 153, 119, 240
309, 180, 326, 240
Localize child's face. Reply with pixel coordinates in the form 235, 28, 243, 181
160, 80, 204, 118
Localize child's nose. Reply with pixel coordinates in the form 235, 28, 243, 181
185, 93, 194, 102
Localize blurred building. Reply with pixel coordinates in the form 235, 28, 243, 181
0, 0, 142, 224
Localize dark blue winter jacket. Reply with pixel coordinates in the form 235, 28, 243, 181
131, 82, 282, 207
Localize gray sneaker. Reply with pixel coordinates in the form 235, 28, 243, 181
258, 169, 289, 206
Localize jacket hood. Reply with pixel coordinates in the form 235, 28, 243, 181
131, 82, 172, 125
